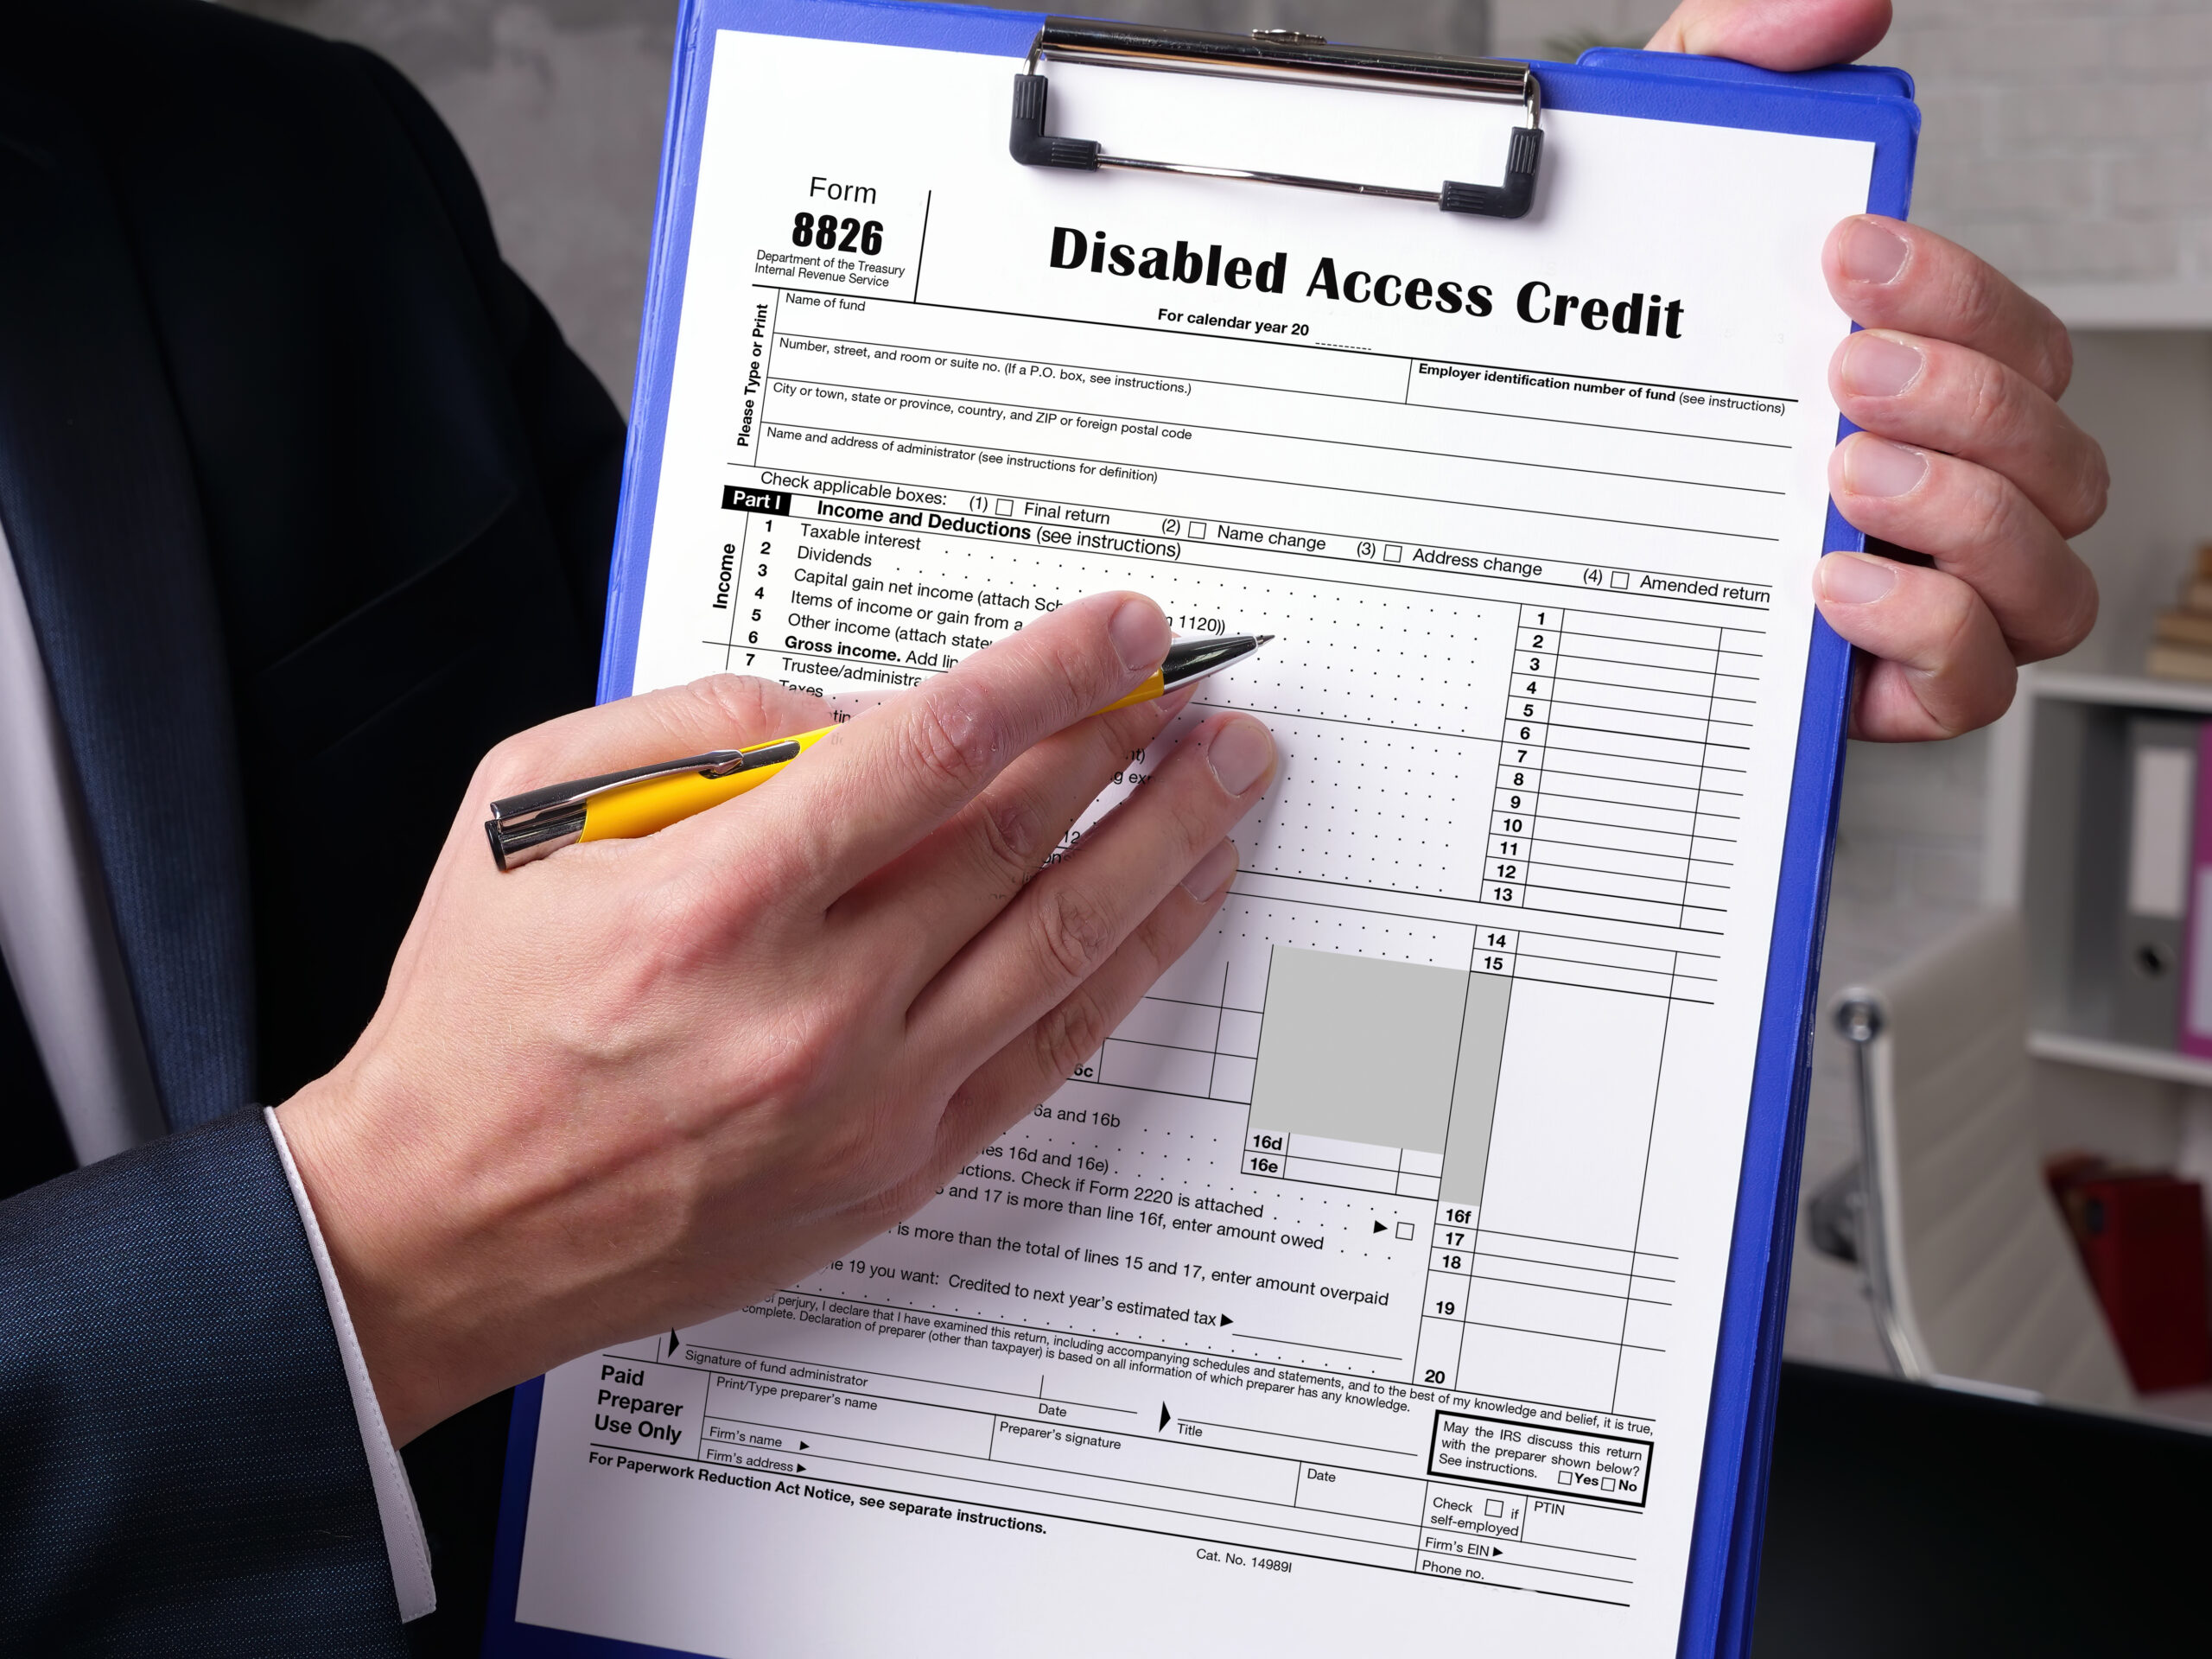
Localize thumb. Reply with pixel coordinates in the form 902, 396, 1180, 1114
1645, 0, 1891, 72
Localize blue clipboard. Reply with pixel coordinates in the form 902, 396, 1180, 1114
483, 8, 1919, 1655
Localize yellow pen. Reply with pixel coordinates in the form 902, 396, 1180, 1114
485, 633, 1270, 869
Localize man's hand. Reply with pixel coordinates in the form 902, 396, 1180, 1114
1651, 0, 2107, 739
278, 594, 1274, 1444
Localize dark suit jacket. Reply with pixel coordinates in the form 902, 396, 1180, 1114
0, 3, 622, 1650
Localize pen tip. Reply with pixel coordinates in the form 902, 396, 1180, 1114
1254, 634, 1274, 645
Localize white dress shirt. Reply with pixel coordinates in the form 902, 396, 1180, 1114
0, 522, 434, 1622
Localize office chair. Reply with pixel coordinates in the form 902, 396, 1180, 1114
1827, 909, 2137, 1412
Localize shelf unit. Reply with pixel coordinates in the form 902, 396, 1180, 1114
2026, 1031, 2212, 1089
1987, 667, 2212, 1088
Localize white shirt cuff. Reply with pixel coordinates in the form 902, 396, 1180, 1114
264, 1106, 437, 1623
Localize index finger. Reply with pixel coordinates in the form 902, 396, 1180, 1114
1824, 216, 2073, 401
731, 591, 1171, 898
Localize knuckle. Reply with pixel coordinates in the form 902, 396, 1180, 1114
1970, 366, 2105, 541
1957, 656, 2018, 734
1034, 630, 1100, 712
694, 672, 780, 734
2034, 307, 2075, 399
765, 1026, 929, 1199
540, 884, 720, 1064
1911, 601, 2006, 741
850, 1170, 938, 1237
1928, 671, 2015, 741
902, 687, 1000, 799
766, 817, 836, 899
1164, 780, 1224, 855
2073, 570, 2102, 645
2062, 438, 2112, 540
639, 876, 749, 976
1029, 880, 1117, 985
1958, 466, 2018, 554
475, 727, 566, 802
1944, 252, 2010, 348
474, 737, 531, 800
1928, 582, 1983, 675
1942, 251, 2070, 397
2031, 565, 2101, 663
1955, 252, 2069, 398
1957, 354, 2013, 449
972, 791, 1046, 889
805, 1102, 905, 1202
636, 675, 758, 751
1032, 987, 1116, 1083
745, 1019, 838, 1118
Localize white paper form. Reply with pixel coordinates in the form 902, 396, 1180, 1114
516, 30, 1871, 1658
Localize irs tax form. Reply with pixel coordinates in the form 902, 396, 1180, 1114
511, 27, 1872, 1657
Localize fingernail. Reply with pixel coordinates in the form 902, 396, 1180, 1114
1840, 219, 1909, 285
1842, 436, 1928, 499
1816, 551, 1898, 607
1181, 839, 1237, 900
1206, 718, 1274, 797
1840, 333, 1923, 398
1109, 597, 1171, 675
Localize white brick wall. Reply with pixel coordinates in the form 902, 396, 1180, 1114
256, 0, 2212, 287
1892, 3, 2212, 284
1492, 0, 1674, 60
1495, 0, 2212, 287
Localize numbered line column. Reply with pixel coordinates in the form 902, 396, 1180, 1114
1243, 1129, 1289, 1182
1522, 610, 1719, 928
699, 488, 797, 671
728, 488, 793, 677
1472, 926, 1518, 983
1489, 607, 1557, 909
1416, 1210, 1475, 1389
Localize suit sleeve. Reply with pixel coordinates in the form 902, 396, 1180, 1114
0, 1109, 407, 1657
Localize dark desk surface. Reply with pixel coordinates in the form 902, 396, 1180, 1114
404, 1361, 2210, 1656
1754, 1361, 2209, 1656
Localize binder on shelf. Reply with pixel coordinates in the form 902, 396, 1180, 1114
2113, 715, 2201, 1049
2050, 1161, 2212, 1391
481, 10, 1923, 1658
2181, 721, 2212, 1058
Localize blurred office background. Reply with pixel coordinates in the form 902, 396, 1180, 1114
229, 0, 2212, 1413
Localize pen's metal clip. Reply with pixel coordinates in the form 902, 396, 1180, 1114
1011, 20, 1543, 219
483, 742, 803, 871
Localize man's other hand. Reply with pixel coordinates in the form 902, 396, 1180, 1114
1650, 0, 2107, 739
277, 594, 1274, 1444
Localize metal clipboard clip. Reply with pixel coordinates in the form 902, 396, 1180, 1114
1010, 20, 1543, 219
